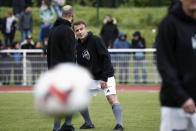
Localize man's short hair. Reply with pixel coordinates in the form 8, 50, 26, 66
73, 20, 87, 29
62, 5, 74, 18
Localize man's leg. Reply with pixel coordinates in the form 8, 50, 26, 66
53, 119, 61, 131
80, 108, 95, 129
106, 95, 123, 127
104, 77, 123, 131
60, 115, 74, 131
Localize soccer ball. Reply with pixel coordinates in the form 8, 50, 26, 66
34, 63, 94, 117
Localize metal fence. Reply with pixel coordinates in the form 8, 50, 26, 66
0, 49, 161, 86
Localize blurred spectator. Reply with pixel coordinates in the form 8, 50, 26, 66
38, 19, 52, 43
32, 41, 43, 84
113, 32, 131, 84
21, 35, 34, 49
12, 0, 25, 18
19, 5, 33, 42
51, 0, 66, 17
40, 0, 55, 24
2, 45, 13, 85
1, 10, 17, 47
13, 41, 22, 85
100, 15, 119, 48
131, 31, 147, 84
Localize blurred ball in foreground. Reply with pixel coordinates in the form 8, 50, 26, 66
34, 63, 94, 117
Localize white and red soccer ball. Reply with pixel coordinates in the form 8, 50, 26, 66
34, 63, 94, 117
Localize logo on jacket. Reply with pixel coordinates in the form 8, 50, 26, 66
82, 49, 90, 60
192, 34, 196, 50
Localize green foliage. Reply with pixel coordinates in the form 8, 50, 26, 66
122, 0, 171, 7
1, 0, 171, 7
0, 92, 160, 131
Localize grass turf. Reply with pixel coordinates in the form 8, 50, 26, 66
0, 91, 160, 131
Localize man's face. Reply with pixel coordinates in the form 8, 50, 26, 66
182, 0, 196, 12
74, 24, 88, 41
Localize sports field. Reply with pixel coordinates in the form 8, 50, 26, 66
0, 89, 160, 131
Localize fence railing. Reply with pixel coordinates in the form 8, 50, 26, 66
0, 49, 161, 86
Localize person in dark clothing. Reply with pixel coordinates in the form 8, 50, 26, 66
21, 35, 34, 49
47, 5, 94, 131
100, 15, 119, 48
168, 0, 179, 12
19, 5, 33, 42
156, 1, 196, 131
12, 0, 25, 17
131, 31, 147, 84
1, 10, 17, 47
73, 20, 124, 131
47, 6, 75, 69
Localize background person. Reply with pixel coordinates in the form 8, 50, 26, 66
19, 5, 33, 42
113, 31, 131, 84
100, 15, 119, 48
51, 0, 66, 17
131, 31, 147, 84
40, 0, 55, 25
1, 10, 17, 48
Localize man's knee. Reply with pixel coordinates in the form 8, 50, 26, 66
106, 94, 119, 105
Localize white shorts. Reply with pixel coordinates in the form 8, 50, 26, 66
89, 76, 116, 96
160, 106, 196, 131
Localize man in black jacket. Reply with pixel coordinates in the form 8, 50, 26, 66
47, 5, 75, 69
47, 5, 94, 131
73, 20, 124, 131
156, 0, 196, 131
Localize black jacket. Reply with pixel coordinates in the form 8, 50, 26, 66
100, 22, 119, 48
132, 34, 146, 60
47, 18, 75, 69
77, 32, 114, 82
1, 17, 16, 35
156, 2, 196, 107
19, 11, 33, 31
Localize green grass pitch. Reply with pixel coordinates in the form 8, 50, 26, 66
0, 91, 160, 131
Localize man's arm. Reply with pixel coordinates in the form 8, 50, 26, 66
95, 37, 112, 82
